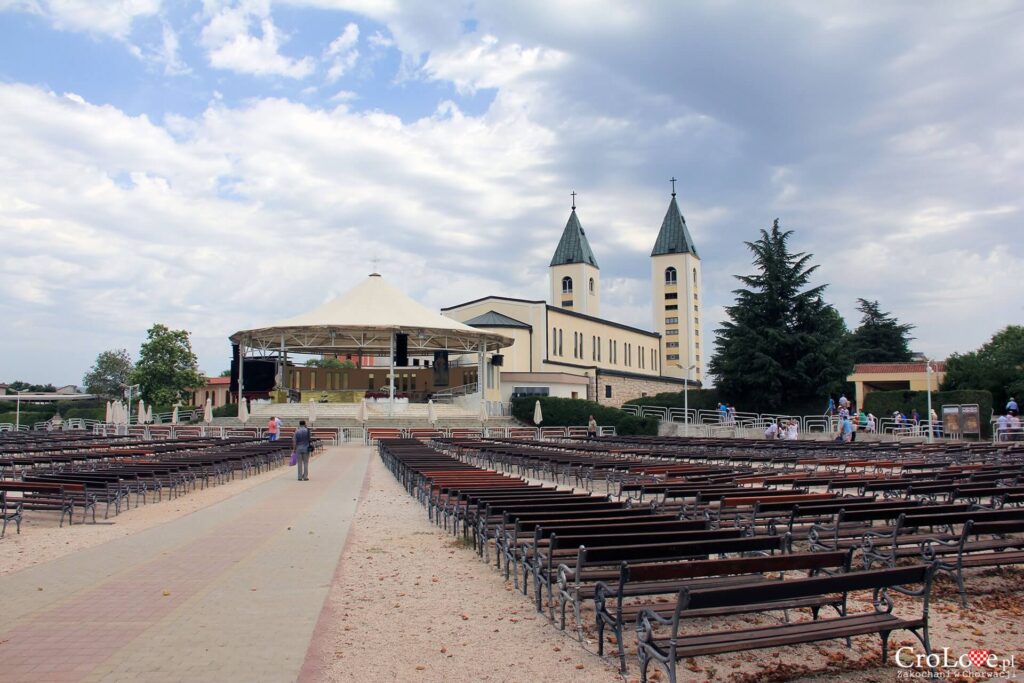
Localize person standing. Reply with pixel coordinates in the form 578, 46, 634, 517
1007, 397, 1019, 413
587, 415, 598, 438
293, 419, 311, 481
841, 415, 853, 442
826, 397, 835, 417
267, 416, 279, 442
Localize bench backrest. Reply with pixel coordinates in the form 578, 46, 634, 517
552, 528, 742, 551
966, 519, 1024, 537
580, 534, 789, 566
683, 564, 933, 611
533, 519, 706, 538
625, 549, 850, 583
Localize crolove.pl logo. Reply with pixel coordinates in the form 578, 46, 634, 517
895, 647, 1017, 679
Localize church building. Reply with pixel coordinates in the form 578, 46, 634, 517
442, 186, 704, 407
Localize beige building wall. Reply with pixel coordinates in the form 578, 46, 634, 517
595, 371, 690, 408
549, 262, 600, 317
543, 308, 660, 377
651, 252, 702, 382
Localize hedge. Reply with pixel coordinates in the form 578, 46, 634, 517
510, 397, 658, 435
863, 390, 993, 437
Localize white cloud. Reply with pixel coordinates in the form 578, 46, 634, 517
423, 34, 568, 94
0, 0, 160, 39
323, 22, 359, 82
200, 1, 315, 78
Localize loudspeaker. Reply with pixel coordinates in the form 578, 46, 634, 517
491, 354, 504, 367
395, 333, 409, 367
230, 350, 277, 394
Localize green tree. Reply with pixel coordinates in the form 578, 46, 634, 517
847, 299, 914, 364
82, 349, 134, 398
305, 358, 356, 369
709, 219, 851, 412
942, 325, 1024, 410
7, 380, 57, 393
218, 369, 232, 377
130, 324, 205, 408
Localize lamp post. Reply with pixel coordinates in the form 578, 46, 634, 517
926, 360, 934, 444
122, 383, 141, 426
676, 363, 697, 435
14, 388, 29, 431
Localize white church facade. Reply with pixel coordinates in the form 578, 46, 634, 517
442, 188, 704, 407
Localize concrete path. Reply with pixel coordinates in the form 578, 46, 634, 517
0, 445, 372, 683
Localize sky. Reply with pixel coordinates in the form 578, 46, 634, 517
1, 1, 1021, 386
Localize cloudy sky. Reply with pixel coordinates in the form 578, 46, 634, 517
1, 1, 1021, 386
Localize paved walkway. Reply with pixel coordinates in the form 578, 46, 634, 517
0, 445, 372, 683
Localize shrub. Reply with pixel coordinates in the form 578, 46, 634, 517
510, 396, 658, 435
863, 390, 993, 437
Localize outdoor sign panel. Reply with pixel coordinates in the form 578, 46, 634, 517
960, 404, 981, 435
942, 405, 961, 435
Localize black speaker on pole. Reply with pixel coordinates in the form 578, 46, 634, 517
491, 354, 504, 367
395, 333, 409, 367
229, 344, 240, 394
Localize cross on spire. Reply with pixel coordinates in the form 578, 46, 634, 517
670, 176, 677, 197
370, 255, 381, 274
571, 190, 577, 210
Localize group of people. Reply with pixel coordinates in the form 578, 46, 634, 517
717, 403, 737, 424
825, 394, 876, 442
997, 397, 1021, 441
763, 419, 800, 440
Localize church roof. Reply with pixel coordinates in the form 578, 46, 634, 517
464, 310, 532, 329
550, 209, 599, 268
651, 195, 699, 258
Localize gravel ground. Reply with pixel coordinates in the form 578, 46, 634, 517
305, 452, 1024, 682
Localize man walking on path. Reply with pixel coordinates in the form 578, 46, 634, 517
294, 420, 311, 481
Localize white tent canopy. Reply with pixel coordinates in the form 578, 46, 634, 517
230, 273, 511, 356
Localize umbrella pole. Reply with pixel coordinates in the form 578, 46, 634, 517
238, 339, 246, 413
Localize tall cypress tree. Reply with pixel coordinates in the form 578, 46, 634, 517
848, 299, 914, 364
709, 220, 850, 412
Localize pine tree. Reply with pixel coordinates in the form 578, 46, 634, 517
709, 219, 850, 412
848, 299, 913, 364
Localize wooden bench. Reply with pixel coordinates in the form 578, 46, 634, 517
555, 534, 791, 637
636, 564, 938, 683
0, 481, 93, 528
1, 490, 20, 537
923, 519, 1024, 605
595, 550, 852, 672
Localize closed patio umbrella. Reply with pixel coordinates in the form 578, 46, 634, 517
357, 398, 368, 423
533, 400, 543, 426
238, 398, 249, 423
427, 399, 437, 425
105, 401, 112, 423
308, 399, 317, 424
203, 398, 213, 423
137, 399, 146, 425
171, 405, 179, 425
479, 399, 489, 423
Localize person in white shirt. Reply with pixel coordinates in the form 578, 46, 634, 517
764, 422, 778, 439
867, 413, 876, 433
785, 420, 799, 440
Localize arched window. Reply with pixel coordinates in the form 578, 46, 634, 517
665, 267, 677, 285
561, 276, 573, 294
588, 277, 595, 293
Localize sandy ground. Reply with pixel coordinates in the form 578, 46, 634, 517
308, 452, 1024, 683
0, 461, 292, 576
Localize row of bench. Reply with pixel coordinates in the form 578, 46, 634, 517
380, 438, 952, 680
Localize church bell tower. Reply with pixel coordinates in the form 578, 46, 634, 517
651, 179, 702, 382
549, 193, 600, 317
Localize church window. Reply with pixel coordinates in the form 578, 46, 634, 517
605, 384, 612, 398
551, 328, 556, 355
693, 268, 697, 284
589, 277, 595, 294
561, 276, 573, 294
665, 304, 678, 311
666, 341, 679, 348
665, 292, 678, 300
665, 267, 677, 285
694, 305, 699, 312
665, 317, 678, 325
559, 328, 563, 356
666, 329, 678, 336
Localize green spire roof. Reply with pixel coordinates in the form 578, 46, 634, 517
550, 209, 599, 268
651, 195, 699, 258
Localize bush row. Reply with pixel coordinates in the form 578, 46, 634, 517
510, 396, 658, 435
